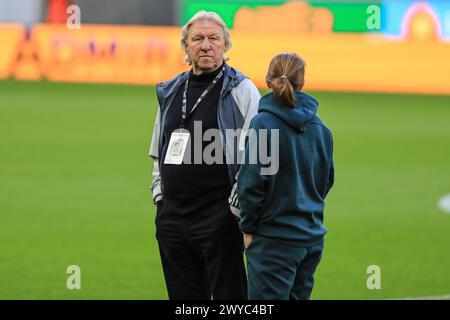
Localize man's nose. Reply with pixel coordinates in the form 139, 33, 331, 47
200, 39, 211, 51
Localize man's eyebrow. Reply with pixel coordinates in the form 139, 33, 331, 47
191, 32, 221, 38
190, 33, 205, 39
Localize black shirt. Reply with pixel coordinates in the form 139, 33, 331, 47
160, 65, 231, 215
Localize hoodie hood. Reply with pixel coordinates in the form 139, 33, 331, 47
258, 91, 319, 133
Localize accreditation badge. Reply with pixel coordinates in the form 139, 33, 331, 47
164, 130, 190, 165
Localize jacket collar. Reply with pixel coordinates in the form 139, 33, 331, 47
156, 63, 245, 110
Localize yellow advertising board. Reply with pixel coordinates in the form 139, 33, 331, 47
230, 31, 450, 94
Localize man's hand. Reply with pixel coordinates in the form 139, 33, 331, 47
243, 233, 253, 249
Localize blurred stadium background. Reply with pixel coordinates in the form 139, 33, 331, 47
0, 0, 449, 299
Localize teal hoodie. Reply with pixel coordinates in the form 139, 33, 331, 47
237, 91, 334, 247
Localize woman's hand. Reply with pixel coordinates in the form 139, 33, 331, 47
243, 233, 253, 249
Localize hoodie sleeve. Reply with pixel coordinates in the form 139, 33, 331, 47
325, 158, 334, 197
237, 117, 269, 234
324, 132, 334, 198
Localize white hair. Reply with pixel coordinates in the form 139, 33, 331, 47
180, 10, 232, 65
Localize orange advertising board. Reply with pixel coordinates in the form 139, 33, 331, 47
2, 23, 450, 95
31, 24, 188, 84
0, 24, 25, 79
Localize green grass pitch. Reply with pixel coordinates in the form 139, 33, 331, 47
0, 79, 449, 299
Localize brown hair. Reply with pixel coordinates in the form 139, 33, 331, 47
265, 52, 305, 108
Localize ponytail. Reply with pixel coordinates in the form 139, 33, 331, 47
271, 75, 296, 108
265, 52, 305, 108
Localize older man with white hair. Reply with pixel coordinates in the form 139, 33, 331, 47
148, 11, 260, 299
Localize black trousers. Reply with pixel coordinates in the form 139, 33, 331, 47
155, 198, 247, 300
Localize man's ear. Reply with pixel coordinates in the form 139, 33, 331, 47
266, 80, 272, 89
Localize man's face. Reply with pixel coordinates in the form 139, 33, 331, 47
186, 19, 226, 75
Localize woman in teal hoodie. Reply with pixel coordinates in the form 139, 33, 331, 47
237, 52, 334, 300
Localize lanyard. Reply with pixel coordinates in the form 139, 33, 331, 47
180, 66, 225, 128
